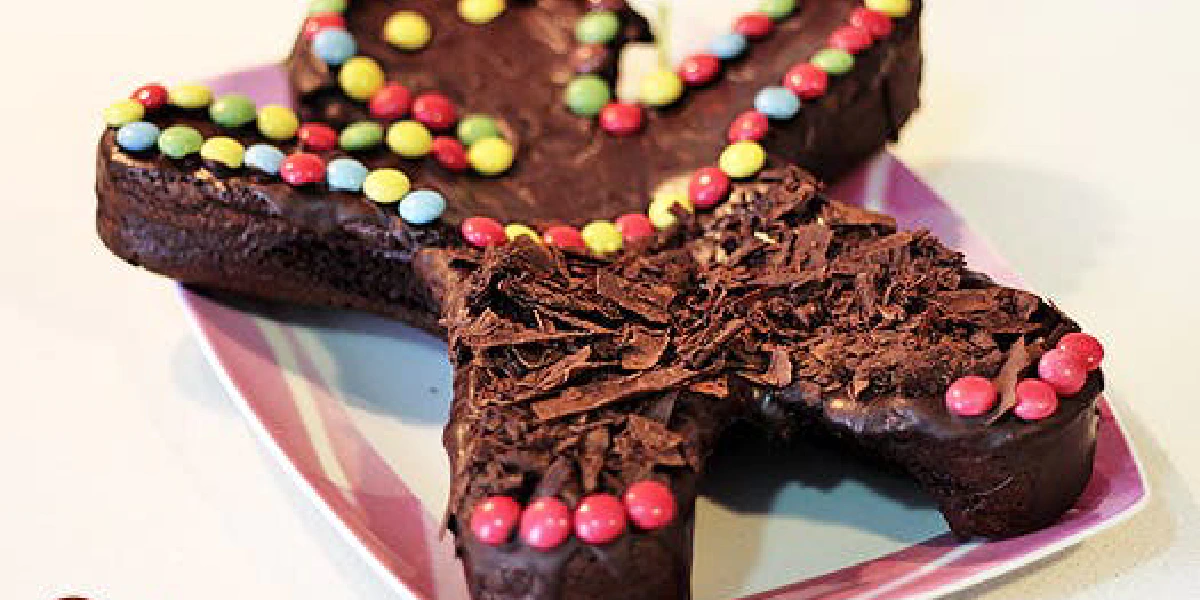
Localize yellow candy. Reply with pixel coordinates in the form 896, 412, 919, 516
458, 0, 506, 24
639, 70, 684, 107
504, 224, 541, 243
865, 0, 912, 18
363, 169, 412, 204
719, 141, 767, 179
199, 137, 246, 169
581, 220, 623, 255
103, 99, 145, 127
385, 11, 432, 50
387, 121, 434, 157
257, 105, 300, 141
469, 138, 515, 176
169, 83, 213, 109
648, 191, 693, 230
339, 56, 386, 101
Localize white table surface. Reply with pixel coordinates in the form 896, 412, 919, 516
3, 1, 1198, 598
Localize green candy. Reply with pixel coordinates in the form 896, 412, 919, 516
810, 49, 855, 75
565, 75, 611, 117
158, 125, 204, 159
575, 11, 620, 44
340, 121, 385, 151
308, 0, 347, 14
759, 0, 796, 20
457, 114, 500, 146
209, 94, 257, 128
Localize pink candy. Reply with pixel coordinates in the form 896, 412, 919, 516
412, 93, 458, 131
944, 375, 998, 417
615, 213, 656, 242
688, 167, 731, 209
544, 225, 586, 250
623, 480, 676, 531
727, 110, 770, 143
461, 217, 507, 248
1057, 333, 1104, 371
828, 25, 874, 54
783, 63, 829, 100
1038, 349, 1088, 396
470, 496, 521, 546
574, 494, 627, 545
520, 497, 572, 550
1014, 379, 1059, 421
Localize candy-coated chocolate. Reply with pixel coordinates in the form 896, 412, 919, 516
313, 28, 357, 66
565, 75, 611, 117
520, 497, 572, 551
727, 110, 770, 142
468, 137, 515, 175
130, 84, 169, 111
326, 157, 370, 192
245, 144, 286, 175
754, 86, 800, 120
810, 49, 855, 75
362, 168, 411, 204
104, 99, 145, 127
1038, 349, 1088, 396
1057, 333, 1104, 371
298, 122, 340, 152
116, 122, 161, 153
615, 213, 655, 242
303, 13, 346, 40
157, 125, 203, 159
639, 70, 684, 107
544, 225, 586, 250
623, 481, 676, 531
432, 136, 470, 171
688, 167, 731, 209
504, 224, 541, 242
387, 120, 434, 158
209, 94, 257, 128
945, 375, 997, 417
339, 121, 385, 151
339, 56, 386, 101
598, 102, 643, 136
575, 10, 620, 44
829, 25, 873, 54
398, 190, 447, 225
733, 13, 773, 39
199, 137, 246, 169
678, 53, 721, 86
169, 84, 213, 110
865, 0, 912, 18
307, 0, 347, 14
412, 93, 458, 131
459, 0, 506, 25
257, 105, 301, 141
461, 216, 508, 247
758, 0, 796, 20
783, 63, 829, 100
850, 8, 894, 39
470, 496, 522, 546
457, 114, 501, 146
384, 10, 432, 51
574, 494, 627, 545
280, 153, 326, 186
1014, 379, 1059, 421
719, 141, 767, 179
708, 33, 747, 60
581, 220, 623, 255
369, 84, 413, 121
648, 191, 693, 230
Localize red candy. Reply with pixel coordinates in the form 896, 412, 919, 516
727, 110, 770, 143
783, 63, 829, 100
544, 225, 586, 250
623, 480, 676, 531
303, 13, 346, 40
1057, 333, 1104, 371
849, 8, 893, 40
599, 102, 644, 136
298, 123, 339, 152
678, 53, 721, 86
945, 375, 997, 417
369, 84, 413, 121
688, 167, 731, 209
279, 153, 326, 186
733, 13, 773, 40
519, 497, 572, 550
131, 83, 169, 111
615, 213, 656, 242
431, 137, 469, 172
461, 217, 508, 248
412, 93, 457, 131
470, 496, 522, 546
1014, 379, 1060, 421
574, 494, 627, 545
828, 25, 874, 54
1038, 349, 1088, 396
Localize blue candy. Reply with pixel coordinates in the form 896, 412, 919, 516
708, 33, 748, 60
116, 121, 161, 152
398, 189, 446, 225
313, 29, 358, 66
327, 158, 369, 192
753, 86, 801, 120
245, 144, 286, 175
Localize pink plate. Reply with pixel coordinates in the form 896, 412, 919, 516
178, 66, 1148, 600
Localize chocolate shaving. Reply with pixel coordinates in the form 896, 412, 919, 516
531, 368, 700, 421
620, 325, 669, 370
987, 339, 1030, 425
